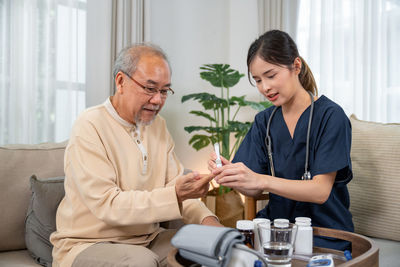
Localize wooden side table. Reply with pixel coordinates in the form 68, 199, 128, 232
168, 226, 378, 267
312, 227, 378, 267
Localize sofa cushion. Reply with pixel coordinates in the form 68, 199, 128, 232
348, 115, 400, 241
0, 250, 42, 266
0, 142, 66, 251
25, 175, 65, 266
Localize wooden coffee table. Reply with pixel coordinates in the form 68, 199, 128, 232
168, 226, 378, 267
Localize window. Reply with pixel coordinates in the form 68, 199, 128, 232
296, 0, 400, 123
0, 0, 86, 145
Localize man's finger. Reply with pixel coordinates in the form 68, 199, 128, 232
197, 174, 214, 186
208, 159, 216, 169
182, 171, 199, 181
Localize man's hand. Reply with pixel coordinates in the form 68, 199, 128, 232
175, 172, 214, 203
201, 216, 223, 227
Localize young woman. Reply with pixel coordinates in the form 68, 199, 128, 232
209, 30, 354, 250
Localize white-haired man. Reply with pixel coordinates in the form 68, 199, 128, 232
50, 44, 220, 267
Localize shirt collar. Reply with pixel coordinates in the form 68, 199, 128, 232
103, 97, 135, 129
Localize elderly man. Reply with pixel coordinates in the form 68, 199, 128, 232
50, 44, 220, 267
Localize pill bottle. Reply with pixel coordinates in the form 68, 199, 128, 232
272, 218, 292, 243
273, 218, 289, 228
236, 220, 255, 249
253, 218, 270, 252
294, 217, 313, 255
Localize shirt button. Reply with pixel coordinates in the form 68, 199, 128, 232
144, 156, 147, 160
136, 140, 141, 144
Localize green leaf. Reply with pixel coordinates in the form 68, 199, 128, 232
209, 135, 219, 144
188, 135, 211, 151
199, 64, 245, 88
189, 111, 216, 122
229, 96, 273, 111
239, 99, 274, 111
184, 126, 223, 134
227, 121, 252, 134
259, 101, 274, 109
229, 96, 247, 106
244, 100, 268, 111
181, 93, 228, 110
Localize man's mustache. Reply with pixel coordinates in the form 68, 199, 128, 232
143, 105, 160, 111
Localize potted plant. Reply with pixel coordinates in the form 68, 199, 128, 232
181, 64, 272, 226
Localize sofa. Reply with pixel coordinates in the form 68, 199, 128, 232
0, 115, 399, 267
346, 115, 400, 267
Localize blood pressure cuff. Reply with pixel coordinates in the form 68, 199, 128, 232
171, 224, 244, 267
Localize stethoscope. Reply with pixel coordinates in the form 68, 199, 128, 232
265, 91, 315, 180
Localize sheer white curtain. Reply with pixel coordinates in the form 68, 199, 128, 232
258, 0, 300, 38
110, 0, 146, 94
0, 0, 86, 145
296, 0, 400, 123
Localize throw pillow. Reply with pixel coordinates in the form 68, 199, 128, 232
25, 175, 65, 267
348, 114, 400, 241
0, 141, 66, 251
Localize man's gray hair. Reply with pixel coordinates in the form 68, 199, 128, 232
112, 43, 170, 79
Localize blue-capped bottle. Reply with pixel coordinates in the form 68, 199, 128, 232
253, 259, 263, 267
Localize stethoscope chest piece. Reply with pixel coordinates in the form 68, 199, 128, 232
302, 171, 312, 180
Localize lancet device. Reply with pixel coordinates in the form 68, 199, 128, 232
214, 143, 222, 168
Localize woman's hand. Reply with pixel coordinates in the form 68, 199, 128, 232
207, 152, 230, 172
211, 162, 265, 197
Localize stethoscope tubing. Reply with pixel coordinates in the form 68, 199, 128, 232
265, 91, 314, 180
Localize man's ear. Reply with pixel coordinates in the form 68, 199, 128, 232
293, 57, 302, 74
115, 72, 124, 94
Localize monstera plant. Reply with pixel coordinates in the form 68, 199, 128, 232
182, 64, 272, 195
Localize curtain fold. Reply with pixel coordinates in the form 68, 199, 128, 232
110, 0, 146, 94
257, 0, 300, 39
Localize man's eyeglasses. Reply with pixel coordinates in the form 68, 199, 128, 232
121, 71, 174, 98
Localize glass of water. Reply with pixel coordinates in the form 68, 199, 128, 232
263, 222, 298, 266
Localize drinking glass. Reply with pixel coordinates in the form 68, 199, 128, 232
257, 222, 271, 251
262, 223, 297, 267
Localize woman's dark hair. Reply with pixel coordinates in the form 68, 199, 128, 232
247, 30, 318, 95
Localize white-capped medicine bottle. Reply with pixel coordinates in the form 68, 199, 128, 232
294, 217, 313, 255
236, 220, 255, 249
272, 218, 291, 243
253, 218, 270, 252
273, 218, 289, 228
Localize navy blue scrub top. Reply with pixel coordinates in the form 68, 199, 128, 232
233, 95, 354, 251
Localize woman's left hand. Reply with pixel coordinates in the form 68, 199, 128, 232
212, 162, 265, 196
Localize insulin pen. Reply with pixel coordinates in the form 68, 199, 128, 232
214, 143, 222, 168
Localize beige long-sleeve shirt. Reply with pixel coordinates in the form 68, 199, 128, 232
50, 98, 215, 267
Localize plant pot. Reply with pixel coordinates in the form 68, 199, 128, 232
202, 187, 244, 228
